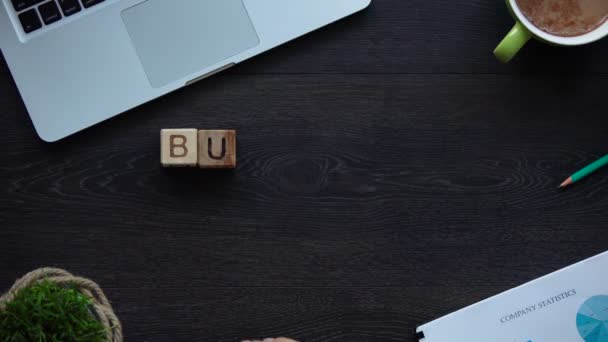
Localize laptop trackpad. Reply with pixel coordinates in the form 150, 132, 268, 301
122, 0, 259, 88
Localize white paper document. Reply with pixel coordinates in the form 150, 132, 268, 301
416, 251, 608, 342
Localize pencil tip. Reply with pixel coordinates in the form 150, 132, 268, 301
560, 177, 573, 188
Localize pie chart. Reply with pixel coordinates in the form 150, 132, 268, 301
577, 295, 608, 342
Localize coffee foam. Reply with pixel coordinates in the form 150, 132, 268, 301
516, 0, 608, 37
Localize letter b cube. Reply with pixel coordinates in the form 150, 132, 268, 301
161, 129, 198, 167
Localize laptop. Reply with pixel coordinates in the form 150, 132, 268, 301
0, 0, 371, 141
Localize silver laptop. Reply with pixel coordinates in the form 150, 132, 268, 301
0, 0, 371, 141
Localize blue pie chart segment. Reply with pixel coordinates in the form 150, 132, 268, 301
577, 295, 608, 342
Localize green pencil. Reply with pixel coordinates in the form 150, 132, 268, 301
560, 154, 608, 188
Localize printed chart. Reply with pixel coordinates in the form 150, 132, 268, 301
577, 296, 608, 342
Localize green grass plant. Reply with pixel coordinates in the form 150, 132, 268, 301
0, 280, 106, 342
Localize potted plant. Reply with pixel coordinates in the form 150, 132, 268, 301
0, 268, 122, 342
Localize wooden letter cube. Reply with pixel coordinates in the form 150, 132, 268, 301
198, 130, 236, 169
161, 129, 198, 167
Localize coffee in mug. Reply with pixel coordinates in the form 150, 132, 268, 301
515, 0, 608, 37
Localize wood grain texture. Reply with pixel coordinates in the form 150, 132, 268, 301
1, 2, 608, 341
198, 130, 237, 169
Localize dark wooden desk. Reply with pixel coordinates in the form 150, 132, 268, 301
1, 1, 607, 341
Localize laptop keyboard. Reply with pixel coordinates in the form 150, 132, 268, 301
14, 0, 104, 33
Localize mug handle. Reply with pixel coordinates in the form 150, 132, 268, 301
494, 21, 532, 63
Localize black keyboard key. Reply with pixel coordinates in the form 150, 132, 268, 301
12, 0, 28, 12
38, 1, 61, 25
81, 0, 104, 8
18, 8, 42, 33
57, 0, 80, 16
13, 0, 44, 11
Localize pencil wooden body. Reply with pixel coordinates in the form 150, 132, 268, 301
560, 154, 608, 188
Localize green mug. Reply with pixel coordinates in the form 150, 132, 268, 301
494, 0, 608, 63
